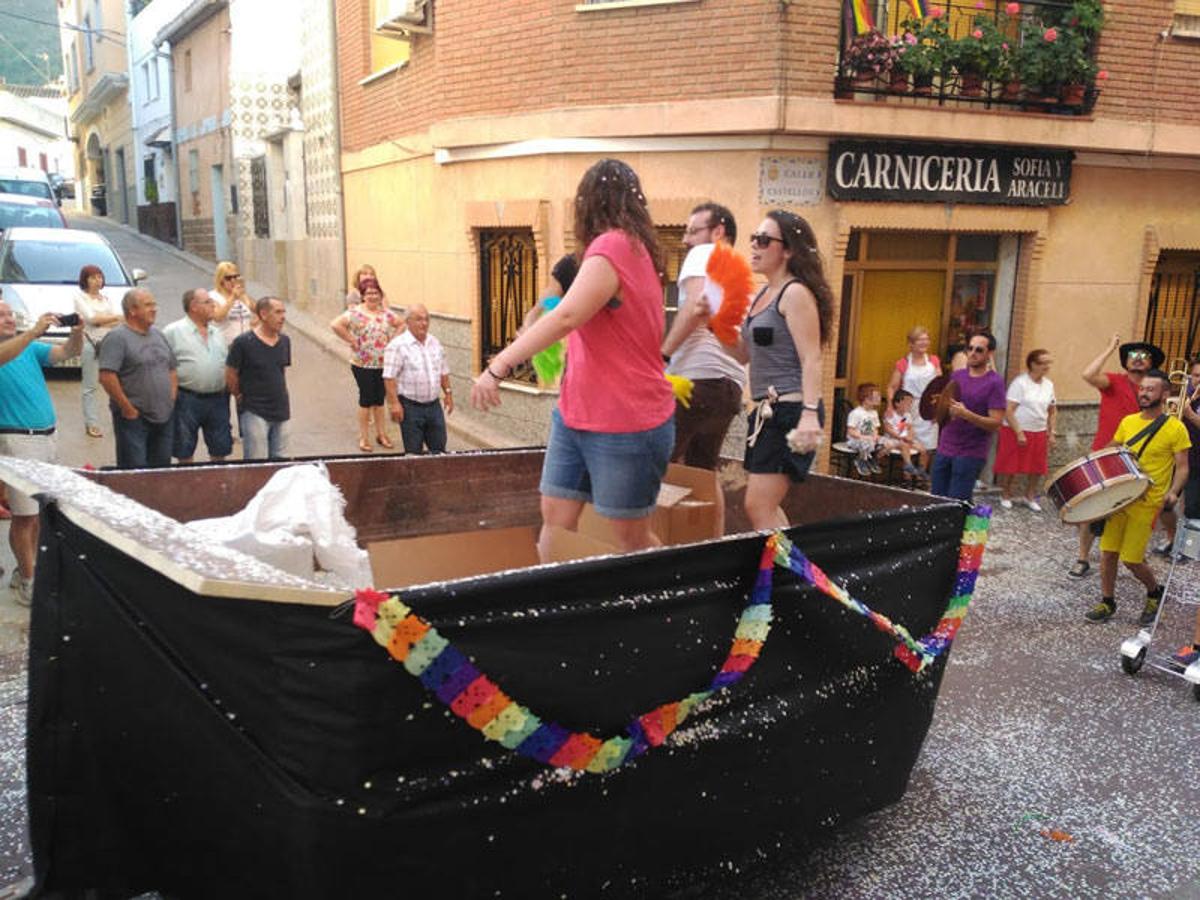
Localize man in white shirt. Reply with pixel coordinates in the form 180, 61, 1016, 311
163, 288, 231, 464
383, 304, 453, 454
661, 202, 745, 469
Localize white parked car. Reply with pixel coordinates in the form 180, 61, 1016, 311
0, 227, 147, 364
0, 166, 58, 206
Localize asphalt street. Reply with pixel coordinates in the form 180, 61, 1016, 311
0, 218, 1198, 897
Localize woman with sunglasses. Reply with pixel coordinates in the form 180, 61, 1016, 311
470, 159, 675, 561
738, 211, 833, 529
210, 260, 254, 345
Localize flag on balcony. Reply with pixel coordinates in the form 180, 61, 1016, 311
907, 0, 930, 18
848, 0, 876, 34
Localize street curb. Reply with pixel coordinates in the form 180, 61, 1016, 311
66, 213, 515, 451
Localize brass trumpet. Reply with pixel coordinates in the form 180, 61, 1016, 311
1165, 358, 1192, 419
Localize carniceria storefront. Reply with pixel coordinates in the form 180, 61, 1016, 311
811, 138, 1073, 451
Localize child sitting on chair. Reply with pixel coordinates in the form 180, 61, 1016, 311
885, 389, 927, 478
846, 383, 888, 477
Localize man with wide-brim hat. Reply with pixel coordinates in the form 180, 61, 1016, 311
1068, 333, 1165, 578
1118, 341, 1166, 370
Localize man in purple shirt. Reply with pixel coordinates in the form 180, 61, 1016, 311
931, 330, 1006, 501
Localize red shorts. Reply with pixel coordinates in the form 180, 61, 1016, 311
994, 426, 1048, 475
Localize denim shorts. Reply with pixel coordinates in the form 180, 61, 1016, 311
540, 407, 675, 519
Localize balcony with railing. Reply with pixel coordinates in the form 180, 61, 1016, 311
834, 0, 1105, 115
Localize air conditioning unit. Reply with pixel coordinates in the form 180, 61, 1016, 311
376, 0, 431, 35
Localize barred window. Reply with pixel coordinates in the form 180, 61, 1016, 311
479, 229, 539, 385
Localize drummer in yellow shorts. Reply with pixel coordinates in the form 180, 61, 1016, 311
1087, 369, 1191, 624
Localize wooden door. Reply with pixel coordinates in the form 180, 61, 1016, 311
853, 270, 945, 395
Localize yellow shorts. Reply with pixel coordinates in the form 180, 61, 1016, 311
1099, 501, 1160, 564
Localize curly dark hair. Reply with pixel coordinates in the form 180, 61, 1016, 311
765, 210, 834, 347
573, 159, 661, 273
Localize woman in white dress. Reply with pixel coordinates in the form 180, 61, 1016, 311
887, 325, 942, 460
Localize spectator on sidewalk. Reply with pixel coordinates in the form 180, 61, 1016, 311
210, 261, 254, 345
330, 276, 404, 453
163, 288, 231, 464
384, 303, 453, 455
98, 289, 177, 469
995, 349, 1056, 511
0, 302, 83, 605
74, 264, 121, 439
226, 296, 291, 460
344, 264, 378, 309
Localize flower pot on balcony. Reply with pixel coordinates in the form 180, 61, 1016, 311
1001, 79, 1022, 101
852, 72, 878, 90
958, 71, 983, 97
889, 71, 909, 94
1060, 82, 1086, 106
913, 74, 935, 96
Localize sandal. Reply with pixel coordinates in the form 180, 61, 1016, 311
1068, 560, 1090, 578
86, 425, 103, 438
376, 434, 394, 449
358, 439, 373, 453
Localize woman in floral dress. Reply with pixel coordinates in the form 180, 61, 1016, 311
330, 277, 405, 451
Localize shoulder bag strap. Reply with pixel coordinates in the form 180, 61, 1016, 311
1125, 413, 1169, 460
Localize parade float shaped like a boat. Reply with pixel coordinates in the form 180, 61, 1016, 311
1, 450, 990, 899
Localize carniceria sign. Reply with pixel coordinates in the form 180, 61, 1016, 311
828, 140, 1072, 206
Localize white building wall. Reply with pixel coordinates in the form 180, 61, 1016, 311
0, 91, 72, 176
127, 0, 190, 209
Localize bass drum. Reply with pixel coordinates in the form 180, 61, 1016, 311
1044, 447, 1151, 524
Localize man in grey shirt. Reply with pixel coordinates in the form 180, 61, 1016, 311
98, 288, 177, 468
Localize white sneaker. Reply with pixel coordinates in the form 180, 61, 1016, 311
10, 570, 31, 607
1024, 499, 1043, 512
1000, 498, 1013, 509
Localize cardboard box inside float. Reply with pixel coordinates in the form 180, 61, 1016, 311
368, 463, 720, 587
0, 450, 975, 899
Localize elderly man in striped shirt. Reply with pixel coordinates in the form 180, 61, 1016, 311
383, 304, 453, 454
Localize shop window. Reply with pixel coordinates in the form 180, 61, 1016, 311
657, 225, 687, 331
1144, 254, 1200, 364
955, 234, 999, 262
948, 271, 996, 346
479, 229, 539, 385
865, 231, 948, 261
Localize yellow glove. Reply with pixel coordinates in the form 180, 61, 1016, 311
665, 373, 694, 409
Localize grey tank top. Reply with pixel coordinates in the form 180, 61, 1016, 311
747, 279, 804, 400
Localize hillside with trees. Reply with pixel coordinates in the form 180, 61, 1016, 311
0, 0, 64, 86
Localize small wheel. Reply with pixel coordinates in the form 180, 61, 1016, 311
1121, 648, 1146, 675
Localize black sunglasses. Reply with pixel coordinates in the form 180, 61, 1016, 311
968, 345, 989, 354
749, 233, 785, 249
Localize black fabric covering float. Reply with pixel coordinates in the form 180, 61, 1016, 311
27, 498, 968, 898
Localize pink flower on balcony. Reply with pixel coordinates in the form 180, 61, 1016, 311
1043, 27, 1058, 41
1097, 69, 1109, 79
905, 32, 918, 43
974, 0, 985, 7
1001, 42, 1009, 50
1005, 1, 1020, 13
972, 28, 983, 38
930, 7, 944, 18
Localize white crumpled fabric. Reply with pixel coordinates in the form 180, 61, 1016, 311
188, 463, 373, 590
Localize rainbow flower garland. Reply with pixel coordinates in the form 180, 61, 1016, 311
352, 506, 991, 773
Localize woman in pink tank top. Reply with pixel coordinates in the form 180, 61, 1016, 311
471, 159, 675, 562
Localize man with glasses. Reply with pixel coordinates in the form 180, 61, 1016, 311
930, 330, 1006, 501
1070, 335, 1163, 577
660, 203, 744, 533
